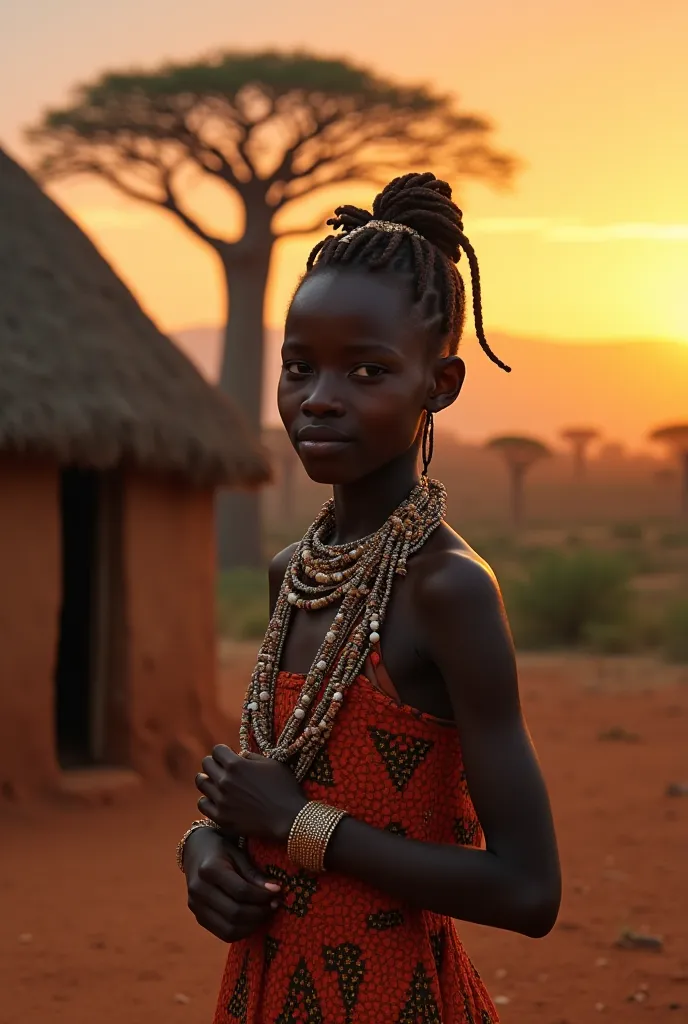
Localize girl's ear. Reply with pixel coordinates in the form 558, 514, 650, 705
428, 356, 465, 413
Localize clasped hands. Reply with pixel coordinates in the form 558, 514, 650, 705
195, 744, 307, 846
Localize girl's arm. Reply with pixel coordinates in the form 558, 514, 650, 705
325, 551, 561, 938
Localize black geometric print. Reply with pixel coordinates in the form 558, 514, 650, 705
468, 956, 483, 981
453, 816, 480, 847
264, 865, 318, 918
384, 821, 408, 838
366, 909, 405, 931
430, 929, 445, 973
275, 958, 323, 1024
396, 962, 442, 1024
264, 935, 281, 968
369, 728, 435, 792
307, 746, 335, 787
322, 943, 366, 1024
226, 950, 249, 1022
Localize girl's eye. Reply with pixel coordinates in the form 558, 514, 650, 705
284, 361, 312, 377
350, 365, 387, 379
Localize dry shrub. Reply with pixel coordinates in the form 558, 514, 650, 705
506, 549, 633, 651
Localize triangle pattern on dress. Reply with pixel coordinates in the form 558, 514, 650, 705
265, 935, 281, 968
264, 865, 319, 918
384, 821, 408, 838
453, 815, 480, 847
396, 962, 442, 1024
430, 928, 445, 974
367, 909, 405, 931
322, 942, 366, 1024
307, 746, 336, 788
369, 728, 435, 792
226, 950, 249, 1022
275, 957, 324, 1024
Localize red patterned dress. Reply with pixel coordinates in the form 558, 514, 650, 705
213, 665, 499, 1024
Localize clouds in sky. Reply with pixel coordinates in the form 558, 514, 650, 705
75, 205, 688, 245
472, 217, 688, 243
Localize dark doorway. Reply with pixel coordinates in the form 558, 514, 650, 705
55, 468, 99, 768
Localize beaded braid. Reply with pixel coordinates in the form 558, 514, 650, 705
305, 171, 511, 372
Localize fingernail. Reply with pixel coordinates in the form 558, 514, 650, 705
270, 900, 280, 910
265, 882, 281, 892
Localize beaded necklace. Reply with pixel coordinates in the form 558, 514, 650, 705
240, 478, 447, 781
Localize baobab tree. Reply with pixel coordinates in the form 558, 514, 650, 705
27, 51, 516, 568
560, 427, 599, 479
650, 423, 688, 519
486, 436, 551, 529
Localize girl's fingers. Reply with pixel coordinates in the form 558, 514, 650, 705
211, 744, 241, 769
197, 796, 221, 821
195, 773, 223, 805
200, 756, 224, 784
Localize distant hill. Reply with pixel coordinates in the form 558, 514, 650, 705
173, 326, 688, 448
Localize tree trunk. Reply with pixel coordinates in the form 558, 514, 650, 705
510, 463, 526, 530
215, 229, 274, 570
572, 442, 586, 480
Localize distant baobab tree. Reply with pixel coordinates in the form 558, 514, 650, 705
486, 435, 551, 528
560, 427, 599, 479
650, 423, 688, 519
27, 51, 516, 569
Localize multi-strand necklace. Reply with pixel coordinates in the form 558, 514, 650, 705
239, 477, 447, 781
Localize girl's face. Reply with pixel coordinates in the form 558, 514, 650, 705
278, 268, 463, 485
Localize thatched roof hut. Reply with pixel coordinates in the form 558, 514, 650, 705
0, 146, 268, 486
0, 148, 269, 801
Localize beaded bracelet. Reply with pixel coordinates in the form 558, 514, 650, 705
287, 801, 348, 873
176, 818, 220, 872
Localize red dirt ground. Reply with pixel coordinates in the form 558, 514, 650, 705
1, 653, 687, 1024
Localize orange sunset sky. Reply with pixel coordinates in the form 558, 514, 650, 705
2, 0, 688, 447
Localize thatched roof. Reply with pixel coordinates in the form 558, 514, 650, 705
0, 147, 270, 487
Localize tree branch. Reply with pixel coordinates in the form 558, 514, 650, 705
275, 213, 329, 239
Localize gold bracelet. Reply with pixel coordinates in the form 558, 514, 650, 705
287, 801, 348, 873
176, 819, 219, 872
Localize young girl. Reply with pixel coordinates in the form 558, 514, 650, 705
180, 172, 561, 1024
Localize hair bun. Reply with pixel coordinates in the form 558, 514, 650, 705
372, 172, 465, 263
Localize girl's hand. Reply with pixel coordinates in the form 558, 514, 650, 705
183, 825, 282, 943
196, 746, 307, 845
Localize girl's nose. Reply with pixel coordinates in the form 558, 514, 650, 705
300, 377, 345, 418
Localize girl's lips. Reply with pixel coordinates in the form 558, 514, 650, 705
298, 439, 352, 454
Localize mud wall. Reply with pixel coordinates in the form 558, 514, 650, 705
0, 457, 61, 800
122, 474, 229, 782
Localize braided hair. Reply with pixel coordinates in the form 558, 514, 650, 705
305, 172, 510, 372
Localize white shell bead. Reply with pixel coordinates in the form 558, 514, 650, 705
319, 722, 328, 731
369, 631, 380, 644
335, 613, 344, 622
334, 572, 343, 582
333, 691, 344, 702
316, 660, 327, 671
248, 701, 259, 712
301, 694, 311, 705
294, 707, 306, 719
349, 549, 357, 557
287, 592, 298, 604
325, 631, 336, 641
370, 620, 380, 631
260, 691, 270, 701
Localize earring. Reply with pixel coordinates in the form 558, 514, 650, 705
421, 410, 434, 477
